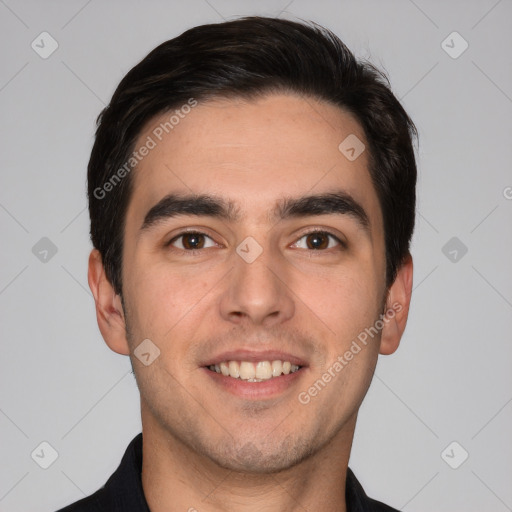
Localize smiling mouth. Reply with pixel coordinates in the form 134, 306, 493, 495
207, 360, 302, 382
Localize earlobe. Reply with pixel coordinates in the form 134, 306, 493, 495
379, 254, 413, 355
87, 249, 130, 355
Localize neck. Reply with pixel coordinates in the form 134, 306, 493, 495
141, 405, 354, 512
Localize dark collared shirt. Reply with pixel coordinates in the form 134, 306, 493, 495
56, 434, 399, 512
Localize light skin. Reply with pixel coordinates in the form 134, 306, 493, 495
88, 93, 413, 512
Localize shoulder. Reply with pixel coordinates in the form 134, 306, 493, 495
365, 497, 401, 512
54, 489, 104, 511
54, 433, 147, 512
346, 467, 400, 512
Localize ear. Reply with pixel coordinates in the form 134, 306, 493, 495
88, 249, 130, 355
379, 253, 413, 355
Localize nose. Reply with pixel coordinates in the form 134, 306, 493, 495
219, 242, 295, 327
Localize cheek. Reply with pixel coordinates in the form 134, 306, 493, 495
295, 263, 382, 338
124, 259, 215, 345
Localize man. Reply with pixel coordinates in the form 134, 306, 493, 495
58, 16, 416, 512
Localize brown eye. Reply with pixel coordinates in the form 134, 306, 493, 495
293, 231, 342, 250
305, 232, 329, 249
169, 232, 215, 250
182, 233, 204, 249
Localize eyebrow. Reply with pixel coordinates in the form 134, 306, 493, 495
275, 192, 370, 233
139, 190, 370, 235
140, 194, 241, 233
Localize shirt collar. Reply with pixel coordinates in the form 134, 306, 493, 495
88, 433, 394, 512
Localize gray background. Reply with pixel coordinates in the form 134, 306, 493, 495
1, 1, 511, 511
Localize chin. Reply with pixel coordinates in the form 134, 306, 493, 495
205, 434, 316, 474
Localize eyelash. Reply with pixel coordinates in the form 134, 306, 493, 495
166, 229, 345, 253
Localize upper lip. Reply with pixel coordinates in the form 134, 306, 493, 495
202, 349, 308, 368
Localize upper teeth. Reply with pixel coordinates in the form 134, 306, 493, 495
209, 360, 301, 381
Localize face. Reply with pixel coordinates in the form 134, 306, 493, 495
114, 93, 393, 472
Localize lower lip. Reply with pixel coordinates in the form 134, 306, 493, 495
202, 367, 306, 400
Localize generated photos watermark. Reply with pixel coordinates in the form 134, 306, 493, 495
298, 301, 403, 405
93, 98, 198, 200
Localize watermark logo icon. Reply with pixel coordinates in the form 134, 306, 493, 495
31, 31, 59, 59
338, 134, 365, 161
442, 237, 468, 263
31, 441, 59, 469
441, 441, 469, 469
32, 237, 58, 263
441, 32, 468, 59
134, 339, 160, 366
237, 442, 263, 465
236, 236, 263, 264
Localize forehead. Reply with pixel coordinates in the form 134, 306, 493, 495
126, 93, 380, 227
